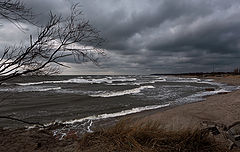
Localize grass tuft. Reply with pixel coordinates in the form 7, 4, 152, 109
78, 120, 227, 152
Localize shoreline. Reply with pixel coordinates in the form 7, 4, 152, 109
1, 75, 238, 130
1, 74, 240, 151
128, 74, 240, 130
88, 74, 240, 132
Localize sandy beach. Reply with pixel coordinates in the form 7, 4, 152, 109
135, 75, 240, 130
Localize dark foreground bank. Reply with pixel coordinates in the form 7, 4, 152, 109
0, 120, 233, 152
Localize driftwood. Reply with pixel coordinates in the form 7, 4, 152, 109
201, 121, 240, 150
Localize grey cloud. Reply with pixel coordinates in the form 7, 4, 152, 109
24, 0, 71, 24
1, 0, 240, 74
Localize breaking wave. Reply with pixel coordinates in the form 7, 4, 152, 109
90, 86, 155, 97
63, 103, 170, 124
170, 77, 202, 83
37, 87, 62, 92
16, 77, 137, 86
176, 88, 231, 103
107, 78, 166, 86
0, 86, 61, 92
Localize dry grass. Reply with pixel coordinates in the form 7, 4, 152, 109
78, 120, 228, 152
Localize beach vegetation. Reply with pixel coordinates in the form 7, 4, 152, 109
78, 120, 228, 152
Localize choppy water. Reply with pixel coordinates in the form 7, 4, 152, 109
0, 75, 238, 136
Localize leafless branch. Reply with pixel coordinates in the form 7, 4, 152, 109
0, 0, 34, 30
0, 4, 105, 84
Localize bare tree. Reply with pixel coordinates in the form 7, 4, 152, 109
0, 2, 104, 84
0, 1, 104, 126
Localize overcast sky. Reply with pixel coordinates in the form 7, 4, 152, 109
1, 0, 240, 75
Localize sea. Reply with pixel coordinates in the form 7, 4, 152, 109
0, 75, 239, 138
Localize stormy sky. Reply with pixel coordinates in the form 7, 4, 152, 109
1, 0, 240, 75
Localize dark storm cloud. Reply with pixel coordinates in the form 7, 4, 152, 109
1, 0, 240, 74
24, 0, 71, 24
76, 0, 215, 51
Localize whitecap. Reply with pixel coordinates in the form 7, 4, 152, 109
176, 88, 230, 104
37, 87, 62, 92
107, 79, 166, 86
16, 77, 137, 86
90, 85, 155, 97
63, 103, 170, 124
0, 86, 61, 92
172, 77, 201, 83
17, 81, 45, 86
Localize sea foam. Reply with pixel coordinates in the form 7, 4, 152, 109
16, 77, 137, 86
176, 88, 231, 104
90, 85, 155, 97
63, 103, 170, 124
0, 86, 61, 92
107, 78, 166, 86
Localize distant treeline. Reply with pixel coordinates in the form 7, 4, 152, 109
152, 71, 240, 76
